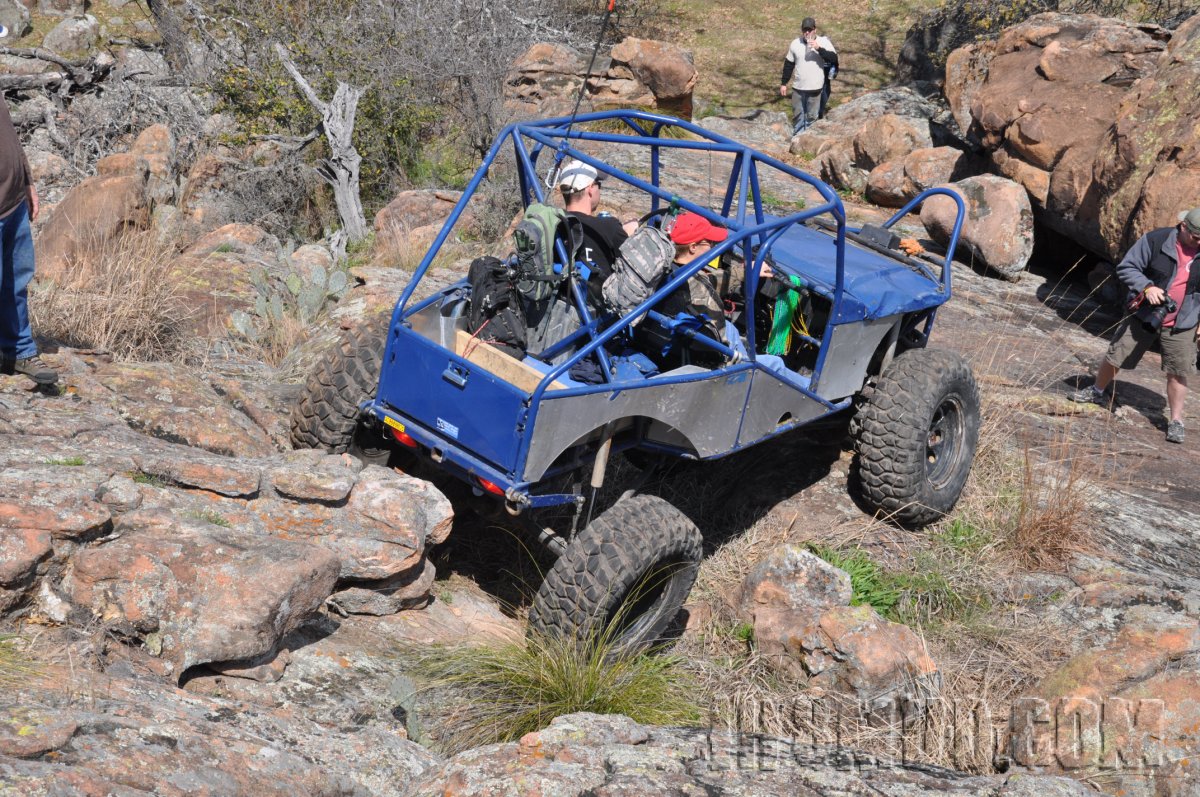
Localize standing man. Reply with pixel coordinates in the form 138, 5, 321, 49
0, 87, 56, 386
557, 158, 636, 305
779, 17, 837, 136
1070, 208, 1200, 443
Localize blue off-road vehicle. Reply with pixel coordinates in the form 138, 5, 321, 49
290, 110, 977, 651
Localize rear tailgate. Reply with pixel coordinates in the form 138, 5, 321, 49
376, 326, 565, 476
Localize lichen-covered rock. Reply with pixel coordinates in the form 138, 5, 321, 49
85, 362, 277, 458
408, 712, 1095, 797
921, 174, 1034, 280
61, 509, 341, 679
0, 664, 438, 795
739, 545, 938, 705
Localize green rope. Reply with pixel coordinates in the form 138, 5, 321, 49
766, 275, 804, 356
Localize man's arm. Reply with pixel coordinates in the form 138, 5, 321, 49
1115, 233, 1160, 300
780, 55, 795, 96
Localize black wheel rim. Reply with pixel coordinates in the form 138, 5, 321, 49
605, 556, 691, 650
926, 394, 966, 489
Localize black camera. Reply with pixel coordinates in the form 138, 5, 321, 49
1143, 296, 1178, 331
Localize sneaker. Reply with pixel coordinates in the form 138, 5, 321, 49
1069, 384, 1109, 405
12, 355, 58, 386
1167, 420, 1185, 444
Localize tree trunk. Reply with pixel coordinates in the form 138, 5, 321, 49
319, 83, 368, 244
274, 43, 369, 245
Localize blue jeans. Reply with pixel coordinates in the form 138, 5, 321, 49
0, 200, 37, 360
790, 90, 822, 135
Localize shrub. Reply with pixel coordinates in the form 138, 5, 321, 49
30, 231, 193, 362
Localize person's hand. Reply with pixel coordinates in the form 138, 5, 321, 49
779, 84, 788, 97
1145, 286, 1167, 305
28, 184, 38, 222
622, 219, 637, 235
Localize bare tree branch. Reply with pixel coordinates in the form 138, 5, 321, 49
273, 43, 327, 112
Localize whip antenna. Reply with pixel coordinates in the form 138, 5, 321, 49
552, 0, 617, 180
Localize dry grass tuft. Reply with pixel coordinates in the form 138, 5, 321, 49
402, 626, 701, 755
31, 231, 193, 362
1008, 439, 1091, 570
0, 634, 41, 690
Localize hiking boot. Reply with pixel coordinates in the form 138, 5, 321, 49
1167, 420, 1185, 444
1069, 383, 1110, 405
12, 355, 58, 386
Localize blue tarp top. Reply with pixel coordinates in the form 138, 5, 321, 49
762, 217, 948, 322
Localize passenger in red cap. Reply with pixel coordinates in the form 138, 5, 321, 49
640, 212, 734, 368
670, 212, 728, 248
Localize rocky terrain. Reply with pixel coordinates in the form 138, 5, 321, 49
2, 4, 1200, 796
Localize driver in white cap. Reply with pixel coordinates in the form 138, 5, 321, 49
557, 158, 635, 306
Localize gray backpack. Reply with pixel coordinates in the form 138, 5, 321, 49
601, 224, 675, 317
513, 203, 583, 303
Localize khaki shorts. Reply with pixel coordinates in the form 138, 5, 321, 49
1105, 316, 1198, 376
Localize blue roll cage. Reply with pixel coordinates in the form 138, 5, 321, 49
371, 109, 965, 508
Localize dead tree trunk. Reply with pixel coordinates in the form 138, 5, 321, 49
274, 43, 368, 244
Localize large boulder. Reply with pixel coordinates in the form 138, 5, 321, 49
0, 0, 31, 39
942, 12, 1186, 260
373, 188, 474, 262
921, 174, 1034, 280
867, 146, 975, 208
33, 174, 150, 283
41, 14, 99, 54
792, 88, 957, 196
507, 37, 697, 120
739, 545, 939, 705
608, 37, 698, 118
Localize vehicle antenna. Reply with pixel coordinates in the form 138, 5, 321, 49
553, 0, 617, 177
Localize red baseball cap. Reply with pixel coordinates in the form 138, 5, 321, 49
670, 213, 728, 246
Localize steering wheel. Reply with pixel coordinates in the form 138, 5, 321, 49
637, 206, 673, 228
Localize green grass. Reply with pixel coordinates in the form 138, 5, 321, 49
807, 542, 989, 627
807, 543, 901, 617
936, 517, 994, 555
214, 242, 237, 254
404, 628, 702, 754
129, 471, 168, 487
44, 456, 85, 466
186, 509, 231, 528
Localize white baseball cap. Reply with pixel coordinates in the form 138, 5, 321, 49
557, 159, 600, 191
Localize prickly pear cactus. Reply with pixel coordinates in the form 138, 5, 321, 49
230, 243, 353, 343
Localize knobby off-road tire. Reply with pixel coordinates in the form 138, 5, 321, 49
852, 348, 980, 528
289, 318, 388, 457
528, 494, 702, 655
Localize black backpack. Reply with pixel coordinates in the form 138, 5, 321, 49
466, 256, 527, 358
